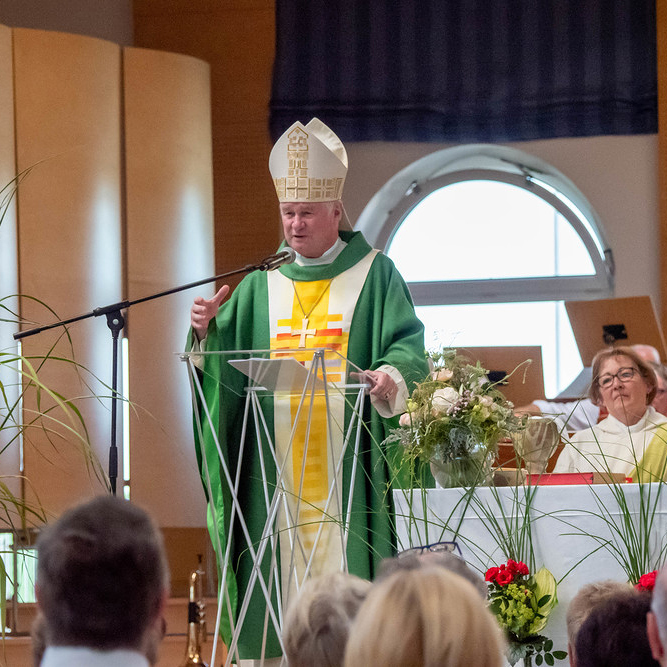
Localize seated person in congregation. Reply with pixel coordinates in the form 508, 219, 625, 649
343, 566, 506, 667
553, 346, 667, 480
35, 495, 169, 667
376, 546, 487, 598
565, 579, 633, 667
283, 572, 371, 667
574, 589, 658, 667
517, 344, 662, 431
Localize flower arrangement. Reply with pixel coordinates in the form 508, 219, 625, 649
387, 348, 525, 487
486, 559, 566, 666
635, 570, 658, 592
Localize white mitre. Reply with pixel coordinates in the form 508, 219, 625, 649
269, 118, 348, 202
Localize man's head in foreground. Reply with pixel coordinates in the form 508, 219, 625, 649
36, 495, 169, 654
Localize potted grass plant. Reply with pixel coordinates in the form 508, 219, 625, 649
0, 173, 105, 639
555, 428, 667, 586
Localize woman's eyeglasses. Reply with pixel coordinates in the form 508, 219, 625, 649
398, 541, 461, 558
596, 367, 639, 389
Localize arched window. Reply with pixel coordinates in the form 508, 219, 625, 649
356, 145, 614, 396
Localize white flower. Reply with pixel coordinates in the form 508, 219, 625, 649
432, 368, 454, 382
432, 387, 460, 416
399, 412, 412, 427
479, 395, 494, 407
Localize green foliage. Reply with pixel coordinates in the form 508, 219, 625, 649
557, 425, 667, 583
509, 637, 568, 666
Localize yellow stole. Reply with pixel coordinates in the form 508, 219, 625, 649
266, 251, 376, 602
632, 424, 667, 482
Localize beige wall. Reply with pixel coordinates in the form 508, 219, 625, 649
124, 46, 214, 526
133, 0, 280, 287
13, 27, 123, 512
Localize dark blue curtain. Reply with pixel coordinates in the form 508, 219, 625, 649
270, 0, 657, 143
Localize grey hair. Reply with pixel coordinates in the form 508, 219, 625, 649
283, 572, 371, 667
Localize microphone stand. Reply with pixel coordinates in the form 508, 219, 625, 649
13, 252, 293, 496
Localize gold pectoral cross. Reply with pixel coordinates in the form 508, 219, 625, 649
293, 317, 317, 347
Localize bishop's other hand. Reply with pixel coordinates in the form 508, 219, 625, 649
355, 369, 398, 402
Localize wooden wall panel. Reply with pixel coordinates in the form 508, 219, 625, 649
0, 24, 21, 498
123, 47, 213, 526
133, 0, 280, 282
13, 28, 122, 516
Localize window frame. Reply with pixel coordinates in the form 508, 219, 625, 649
355, 145, 614, 306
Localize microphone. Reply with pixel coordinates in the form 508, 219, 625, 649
259, 247, 297, 271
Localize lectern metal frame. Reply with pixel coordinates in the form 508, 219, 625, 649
182, 348, 369, 666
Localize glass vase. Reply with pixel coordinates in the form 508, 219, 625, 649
429, 446, 493, 488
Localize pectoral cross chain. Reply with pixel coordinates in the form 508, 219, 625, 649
293, 317, 317, 347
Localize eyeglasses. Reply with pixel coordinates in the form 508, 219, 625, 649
398, 541, 461, 558
596, 366, 639, 389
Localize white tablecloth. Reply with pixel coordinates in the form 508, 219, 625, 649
393, 483, 667, 656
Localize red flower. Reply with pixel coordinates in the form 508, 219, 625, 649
485, 566, 500, 583
485, 559, 530, 586
496, 569, 514, 586
506, 559, 529, 576
636, 571, 658, 592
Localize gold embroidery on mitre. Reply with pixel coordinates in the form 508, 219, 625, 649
270, 119, 347, 202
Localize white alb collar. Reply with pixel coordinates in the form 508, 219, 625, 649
294, 237, 347, 266
600, 406, 667, 434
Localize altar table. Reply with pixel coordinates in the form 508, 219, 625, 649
393, 483, 667, 658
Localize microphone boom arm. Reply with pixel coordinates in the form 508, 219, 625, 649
13, 249, 295, 341
12, 248, 296, 495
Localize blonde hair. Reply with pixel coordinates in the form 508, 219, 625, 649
283, 572, 371, 667
343, 566, 505, 667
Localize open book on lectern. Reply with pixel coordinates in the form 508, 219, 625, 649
228, 356, 328, 393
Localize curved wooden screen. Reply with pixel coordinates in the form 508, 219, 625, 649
13, 28, 122, 514
3, 24, 213, 537
123, 46, 212, 526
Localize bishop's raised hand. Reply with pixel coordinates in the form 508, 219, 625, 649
190, 284, 229, 341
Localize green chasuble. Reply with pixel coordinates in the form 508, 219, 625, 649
188, 231, 427, 659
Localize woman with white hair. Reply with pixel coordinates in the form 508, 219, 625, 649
283, 572, 371, 667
